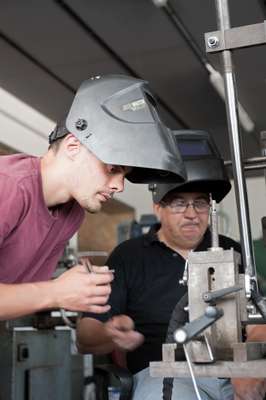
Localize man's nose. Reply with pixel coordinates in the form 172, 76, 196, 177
110, 174, 125, 193
183, 203, 197, 218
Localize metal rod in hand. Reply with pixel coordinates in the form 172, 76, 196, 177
60, 257, 92, 329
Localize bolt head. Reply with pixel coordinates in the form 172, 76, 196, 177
75, 118, 88, 131
207, 36, 219, 48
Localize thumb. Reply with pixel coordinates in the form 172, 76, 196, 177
109, 315, 135, 331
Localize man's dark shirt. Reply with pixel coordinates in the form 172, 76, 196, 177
90, 225, 241, 374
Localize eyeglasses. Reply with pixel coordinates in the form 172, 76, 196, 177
161, 199, 210, 214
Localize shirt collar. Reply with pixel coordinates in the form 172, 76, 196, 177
143, 223, 161, 246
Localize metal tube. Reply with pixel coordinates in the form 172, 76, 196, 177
225, 156, 266, 166
225, 156, 266, 171
215, 0, 257, 295
210, 200, 220, 250
183, 344, 203, 400
244, 164, 266, 171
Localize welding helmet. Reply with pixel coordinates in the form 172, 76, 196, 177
150, 130, 231, 203
50, 74, 186, 184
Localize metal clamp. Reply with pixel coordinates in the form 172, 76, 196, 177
205, 21, 266, 53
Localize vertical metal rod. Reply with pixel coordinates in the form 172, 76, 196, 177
210, 199, 220, 250
183, 344, 203, 400
215, 0, 257, 295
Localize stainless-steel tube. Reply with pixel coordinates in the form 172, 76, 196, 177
215, 0, 257, 294
210, 200, 220, 250
225, 156, 266, 171
244, 164, 266, 171
225, 156, 266, 167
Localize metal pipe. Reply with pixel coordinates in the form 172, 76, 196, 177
225, 156, 266, 166
210, 200, 220, 250
225, 156, 266, 171
215, 0, 257, 296
244, 164, 266, 171
154, 0, 209, 71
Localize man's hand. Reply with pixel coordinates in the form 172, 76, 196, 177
51, 264, 114, 313
105, 315, 144, 351
232, 378, 266, 400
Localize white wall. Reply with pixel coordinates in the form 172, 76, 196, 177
0, 87, 54, 155
115, 181, 153, 220
220, 176, 266, 241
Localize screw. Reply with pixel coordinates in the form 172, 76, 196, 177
207, 36, 219, 48
75, 119, 88, 131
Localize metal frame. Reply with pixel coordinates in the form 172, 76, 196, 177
205, 21, 266, 53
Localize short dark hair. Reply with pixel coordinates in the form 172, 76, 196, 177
48, 119, 69, 151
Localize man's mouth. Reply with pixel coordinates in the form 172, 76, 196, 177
98, 192, 113, 202
181, 223, 199, 230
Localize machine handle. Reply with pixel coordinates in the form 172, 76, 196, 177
174, 306, 223, 344
202, 285, 242, 303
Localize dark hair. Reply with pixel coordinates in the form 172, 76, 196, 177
48, 136, 67, 152
48, 119, 69, 152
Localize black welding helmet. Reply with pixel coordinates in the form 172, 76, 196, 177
150, 130, 231, 203
60, 74, 186, 184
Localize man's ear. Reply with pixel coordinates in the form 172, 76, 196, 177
153, 203, 162, 221
63, 134, 81, 159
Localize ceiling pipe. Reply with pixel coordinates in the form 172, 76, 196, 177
151, 0, 255, 133
0, 31, 75, 93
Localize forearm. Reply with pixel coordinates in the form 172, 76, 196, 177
76, 317, 115, 355
0, 281, 57, 320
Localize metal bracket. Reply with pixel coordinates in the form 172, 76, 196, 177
205, 21, 266, 53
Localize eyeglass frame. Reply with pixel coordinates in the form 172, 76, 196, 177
159, 197, 211, 214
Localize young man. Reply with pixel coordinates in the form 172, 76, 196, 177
0, 74, 185, 320
76, 129, 241, 399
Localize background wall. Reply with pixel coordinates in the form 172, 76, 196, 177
0, 87, 53, 155
220, 177, 266, 241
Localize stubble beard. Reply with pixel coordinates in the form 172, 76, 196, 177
83, 195, 102, 214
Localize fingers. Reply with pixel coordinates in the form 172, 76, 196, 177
54, 264, 114, 313
104, 315, 144, 351
78, 262, 112, 275
109, 315, 134, 331
105, 326, 144, 350
86, 304, 111, 314
88, 272, 114, 285
87, 295, 111, 305
90, 265, 112, 274
76, 264, 114, 284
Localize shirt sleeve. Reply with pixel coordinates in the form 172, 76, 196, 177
0, 175, 26, 248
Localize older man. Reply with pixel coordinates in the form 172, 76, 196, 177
77, 130, 251, 399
